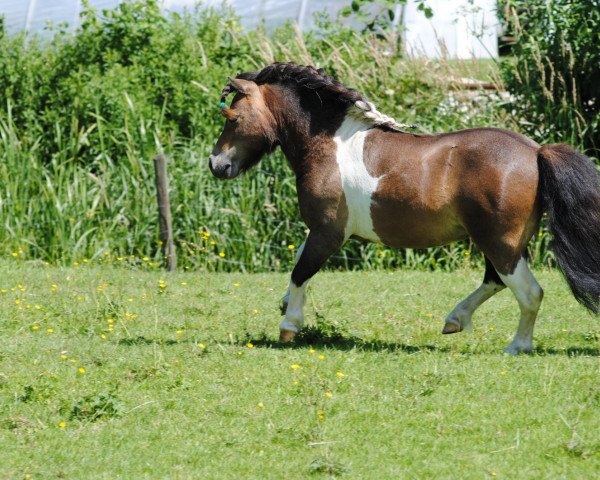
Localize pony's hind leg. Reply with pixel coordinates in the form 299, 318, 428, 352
497, 257, 543, 354
442, 257, 505, 334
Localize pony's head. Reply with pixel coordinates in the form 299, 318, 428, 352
208, 77, 278, 179
209, 62, 417, 179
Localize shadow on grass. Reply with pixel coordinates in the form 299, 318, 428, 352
243, 325, 446, 354
115, 331, 599, 357
118, 336, 179, 346
535, 346, 600, 357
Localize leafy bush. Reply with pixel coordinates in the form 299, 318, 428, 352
500, 0, 600, 157
0, 0, 509, 271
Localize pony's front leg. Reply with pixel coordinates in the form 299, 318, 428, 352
279, 231, 343, 342
280, 240, 306, 315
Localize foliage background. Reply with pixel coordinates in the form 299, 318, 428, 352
0, 0, 595, 271
499, 0, 600, 155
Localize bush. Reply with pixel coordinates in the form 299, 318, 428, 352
500, 0, 600, 158
0, 1, 508, 271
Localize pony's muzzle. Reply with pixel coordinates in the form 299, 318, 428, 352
208, 148, 238, 179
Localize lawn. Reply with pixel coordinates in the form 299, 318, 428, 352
1, 262, 598, 479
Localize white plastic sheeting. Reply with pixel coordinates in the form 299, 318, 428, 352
403, 0, 498, 59
1, 0, 498, 58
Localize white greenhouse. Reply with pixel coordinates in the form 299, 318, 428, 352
2, 0, 499, 58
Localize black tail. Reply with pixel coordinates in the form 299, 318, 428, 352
538, 144, 600, 313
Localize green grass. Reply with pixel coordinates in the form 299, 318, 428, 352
1, 262, 599, 479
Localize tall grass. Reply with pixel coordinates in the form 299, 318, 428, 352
0, 1, 545, 272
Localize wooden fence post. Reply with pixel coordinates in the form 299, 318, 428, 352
153, 153, 177, 272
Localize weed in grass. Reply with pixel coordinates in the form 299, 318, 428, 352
68, 393, 123, 423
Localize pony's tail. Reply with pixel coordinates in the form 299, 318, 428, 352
538, 144, 600, 313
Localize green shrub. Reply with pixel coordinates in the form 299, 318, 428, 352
0, 1, 509, 271
500, 0, 600, 158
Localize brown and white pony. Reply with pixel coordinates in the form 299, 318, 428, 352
208, 61, 600, 354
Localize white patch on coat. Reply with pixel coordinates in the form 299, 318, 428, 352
498, 257, 543, 354
280, 281, 306, 333
281, 240, 306, 311
444, 281, 505, 331
333, 116, 381, 242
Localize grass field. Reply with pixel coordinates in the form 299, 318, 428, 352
1, 262, 599, 479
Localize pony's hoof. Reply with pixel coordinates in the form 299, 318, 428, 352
503, 342, 533, 355
279, 329, 296, 343
442, 322, 462, 334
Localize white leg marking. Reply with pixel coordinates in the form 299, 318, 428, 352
334, 116, 381, 242
498, 258, 543, 354
280, 281, 307, 333
445, 282, 505, 332
281, 241, 306, 314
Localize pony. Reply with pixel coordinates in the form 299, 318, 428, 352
208, 61, 600, 354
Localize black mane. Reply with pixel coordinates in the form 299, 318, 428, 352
220, 61, 364, 106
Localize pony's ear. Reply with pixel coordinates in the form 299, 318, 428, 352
221, 107, 239, 121
228, 77, 258, 96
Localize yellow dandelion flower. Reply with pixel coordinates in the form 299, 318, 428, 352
50, 284, 58, 292
236, 351, 243, 356
309, 348, 315, 355
34, 305, 41, 310
233, 283, 240, 287
78, 367, 86, 374
257, 402, 264, 408
100, 334, 106, 339
31, 325, 39, 331
181, 282, 187, 286
247, 342, 254, 348
70, 359, 77, 363
47, 328, 54, 333
176, 330, 183, 335
0, 289, 7, 294
73, 262, 79, 266
500, 371, 506, 376
291, 364, 301, 370
107, 327, 114, 332
197, 343, 206, 349
324, 392, 333, 398
288, 244, 295, 250
142, 257, 149, 262
318, 354, 325, 360
11, 252, 18, 257
336, 372, 345, 378
58, 421, 67, 428
117, 257, 123, 261
219, 252, 225, 258
82, 258, 89, 263
318, 411, 325, 420
15, 299, 20, 305
489, 326, 495, 331
292, 379, 298, 385
60, 354, 67, 360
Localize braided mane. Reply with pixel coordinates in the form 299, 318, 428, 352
220, 62, 416, 132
